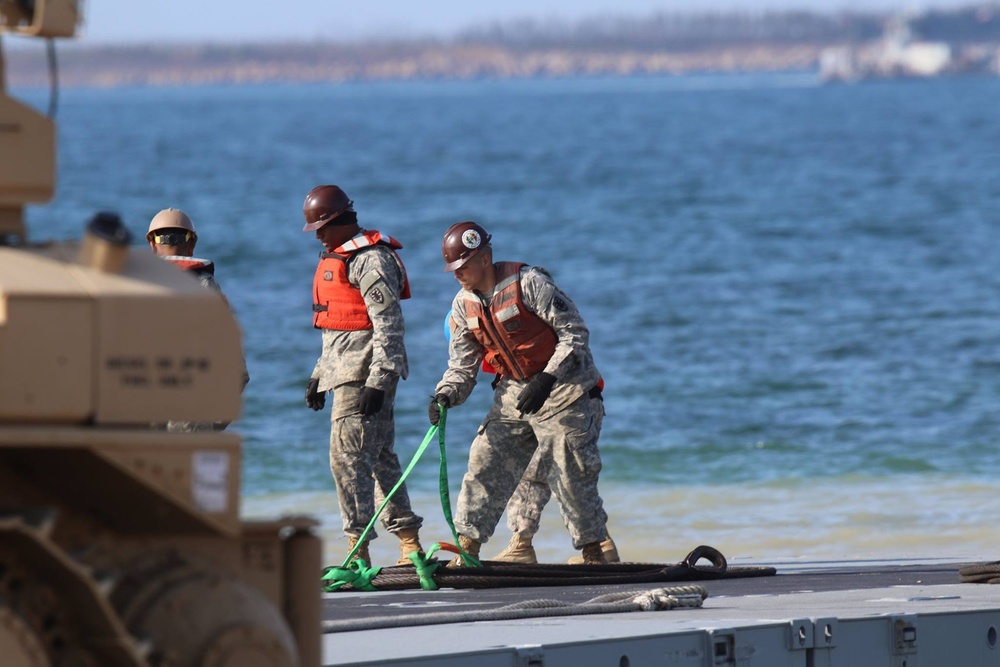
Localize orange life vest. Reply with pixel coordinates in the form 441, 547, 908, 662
461, 262, 558, 381
312, 231, 410, 331
162, 255, 215, 276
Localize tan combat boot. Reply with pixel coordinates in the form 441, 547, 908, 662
580, 541, 608, 565
493, 533, 538, 564
347, 535, 371, 566
600, 534, 621, 563
394, 528, 425, 566
447, 534, 481, 567
567, 533, 620, 564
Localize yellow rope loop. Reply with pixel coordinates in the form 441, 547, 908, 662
321, 560, 382, 592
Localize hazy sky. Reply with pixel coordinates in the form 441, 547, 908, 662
78, 0, 978, 44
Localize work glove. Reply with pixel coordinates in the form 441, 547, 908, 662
516, 372, 556, 415
428, 393, 451, 425
305, 378, 325, 411
358, 387, 385, 416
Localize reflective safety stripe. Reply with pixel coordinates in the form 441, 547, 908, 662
495, 304, 519, 322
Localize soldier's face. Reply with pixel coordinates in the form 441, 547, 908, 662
453, 251, 492, 291
148, 228, 196, 257
149, 239, 195, 257
316, 223, 356, 252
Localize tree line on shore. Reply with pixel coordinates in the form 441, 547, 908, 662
4, 5, 999, 87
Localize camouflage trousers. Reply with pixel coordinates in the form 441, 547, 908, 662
455, 386, 606, 549
328, 378, 422, 541
505, 400, 607, 538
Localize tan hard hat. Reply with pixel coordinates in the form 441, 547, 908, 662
147, 208, 197, 242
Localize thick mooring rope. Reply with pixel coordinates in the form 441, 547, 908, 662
321, 584, 708, 633
325, 544, 776, 592
320, 416, 778, 594
960, 561, 1000, 584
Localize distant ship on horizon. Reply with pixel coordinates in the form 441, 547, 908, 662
820, 7, 1000, 82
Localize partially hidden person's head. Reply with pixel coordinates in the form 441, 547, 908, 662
442, 221, 493, 290
302, 184, 360, 251
147, 208, 197, 257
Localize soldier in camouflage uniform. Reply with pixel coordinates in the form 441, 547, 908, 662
442, 311, 619, 564
498, 443, 620, 564
302, 185, 424, 567
147, 208, 249, 432
148, 208, 224, 293
428, 221, 609, 566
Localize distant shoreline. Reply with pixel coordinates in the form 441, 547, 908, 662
6, 42, 827, 89
5, 5, 998, 89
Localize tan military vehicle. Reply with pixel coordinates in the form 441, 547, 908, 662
0, 2, 321, 665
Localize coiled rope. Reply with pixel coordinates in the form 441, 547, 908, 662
321, 584, 708, 633
327, 544, 774, 592
320, 408, 777, 593
960, 561, 1000, 584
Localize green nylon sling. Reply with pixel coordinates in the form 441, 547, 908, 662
321, 403, 481, 593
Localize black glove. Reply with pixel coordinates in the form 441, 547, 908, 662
358, 387, 385, 416
428, 393, 450, 425
305, 378, 325, 411
516, 372, 556, 415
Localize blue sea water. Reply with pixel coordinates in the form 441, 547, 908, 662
16, 73, 1000, 563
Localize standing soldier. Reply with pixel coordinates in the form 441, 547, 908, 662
147, 207, 249, 431
147, 208, 220, 291
302, 184, 424, 566
496, 452, 620, 564
428, 221, 610, 565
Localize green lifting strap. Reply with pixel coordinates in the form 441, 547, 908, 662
435, 404, 482, 568
350, 419, 441, 564
408, 544, 442, 590
320, 402, 484, 592
321, 560, 381, 592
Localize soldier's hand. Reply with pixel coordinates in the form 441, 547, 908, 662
516, 372, 556, 415
305, 378, 325, 411
358, 387, 385, 416
428, 393, 450, 425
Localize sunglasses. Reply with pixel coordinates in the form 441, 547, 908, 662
153, 231, 193, 245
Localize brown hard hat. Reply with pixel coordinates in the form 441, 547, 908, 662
303, 185, 355, 232
147, 208, 196, 242
442, 221, 491, 272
